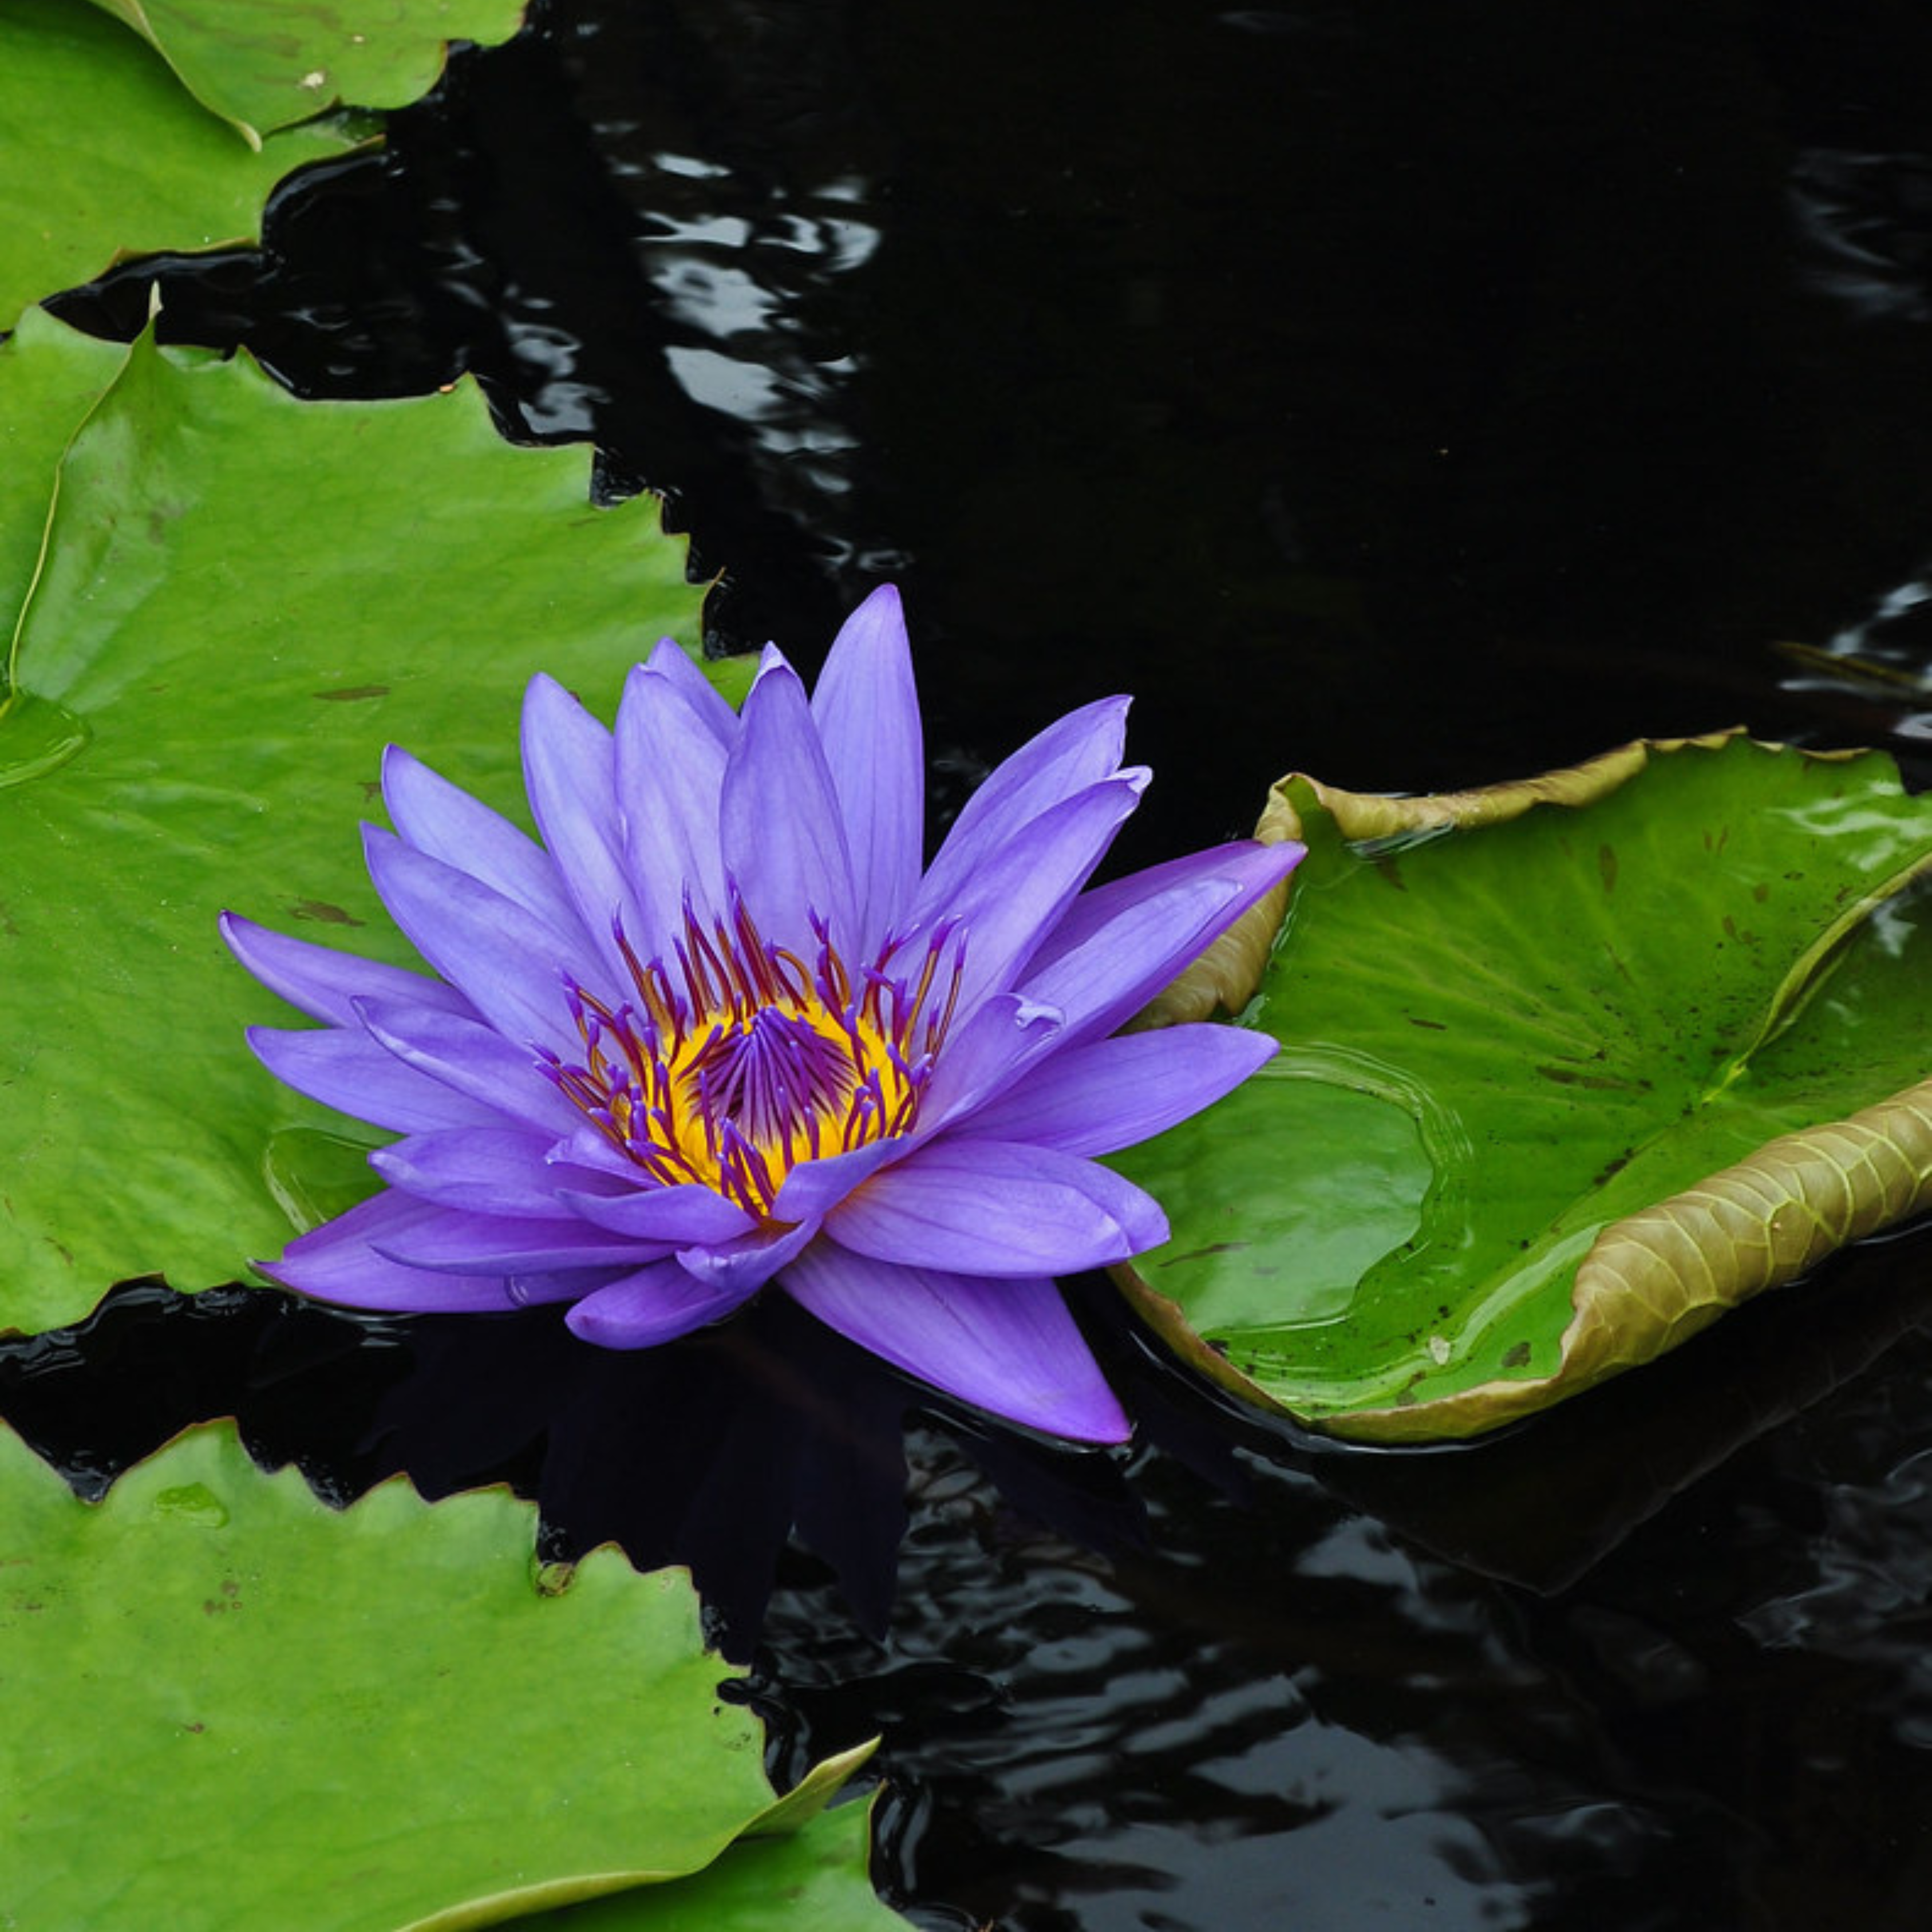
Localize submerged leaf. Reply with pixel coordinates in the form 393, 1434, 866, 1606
0, 1421, 879, 1931
1112, 736, 1932, 1439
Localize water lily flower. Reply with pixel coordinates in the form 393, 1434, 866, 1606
222, 588, 1302, 1442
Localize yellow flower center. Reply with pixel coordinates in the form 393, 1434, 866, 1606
549, 896, 960, 1223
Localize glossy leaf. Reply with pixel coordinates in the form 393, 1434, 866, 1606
82, 0, 527, 144
0, 1421, 879, 1931
1112, 736, 1932, 1439
0, 315, 710, 1336
513, 1797, 906, 1932
0, 0, 359, 317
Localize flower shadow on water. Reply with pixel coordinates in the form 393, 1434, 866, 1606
0, 1275, 1176, 1660
7, 1219, 1931, 1673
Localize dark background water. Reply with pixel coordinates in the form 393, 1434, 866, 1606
14, 1, 1932, 1926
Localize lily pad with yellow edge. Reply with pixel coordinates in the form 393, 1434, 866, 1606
1111, 733, 1932, 1441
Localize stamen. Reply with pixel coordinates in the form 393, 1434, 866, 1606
552, 902, 963, 1226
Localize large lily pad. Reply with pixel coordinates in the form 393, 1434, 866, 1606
82, 0, 527, 145
1112, 736, 1932, 1440
0, 314, 712, 1336
0, 1420, 879, 1930
0, 0, 359, 317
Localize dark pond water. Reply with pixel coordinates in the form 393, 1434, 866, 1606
14, 1, 1932, 1926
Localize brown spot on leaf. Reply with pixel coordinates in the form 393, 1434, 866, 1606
1407, 1016, 1447, 1030
290, 900, 365, 927
1535, 1064, 1631, 1091
313, 685, 390, 702
1502, 1341, 1532, 1369
1598, 843, 1617, 894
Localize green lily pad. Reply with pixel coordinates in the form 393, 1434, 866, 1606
0, 1420, 880, 1931
82, 0, 527, 145
0, 0, 360, 318
0, 314, 712, 1336
1112, 736, 1932, 1440
0, 307, 132, 605
515, 1796, 907, 1931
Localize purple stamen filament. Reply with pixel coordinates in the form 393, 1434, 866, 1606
546, 893, 963, 1225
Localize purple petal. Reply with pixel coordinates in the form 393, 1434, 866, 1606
565, 1258, 758, 1349
614, 654, 730, 951
721, 649, 858, 946
363, 827, 599, 1049
770, 1137, 909, 1224
551, 1123, 655, 1183
555, 1183, 757, 1244
1020, 840, 1303, 1046
501, 1266, 629, 1307
781, 1244, 1130, 1443
262, 1191, 518, 1313
823, 1137, 1167, 1276
809, 585, 923, 946
674, 1217, 818, 1295
247, 1025, 498, 1135
959, 1024, 1278, 1154
641, 636, 741, 749
369, 1127, 588, 1218
909, 776, 1147, 1016
520, 673, 643, 985
916, 993, 1065, 1132
221, 912, 469, 1029
1026, 838, 1303, 979
373, 1205, 665, 1273
914, 695, 1131, 912
354, 998, 585, 1137
382, 746, 590, 942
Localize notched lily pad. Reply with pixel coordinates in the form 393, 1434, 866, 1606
1112, 734, 1932, 1440
0, 1, 359, 317
0, 313, 712, 1337
82, 0, 528, 145
0, 1420, 881, 1931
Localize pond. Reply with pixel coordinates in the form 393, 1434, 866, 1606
9, 2, 1932, 1927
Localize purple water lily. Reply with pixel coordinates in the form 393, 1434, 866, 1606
222, 588, 1302, 1442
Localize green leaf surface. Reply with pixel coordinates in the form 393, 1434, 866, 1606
0, 314, 709, 1336
0, 0, 358, 318
1113, 737, 1932, 1439
82, 0, 527, 144
514, 1797, 907, 1932
0, 1421, 879, 1932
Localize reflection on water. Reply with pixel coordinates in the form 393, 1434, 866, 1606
1789, 148, 1932, 325
1779, 563, 1932, 748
